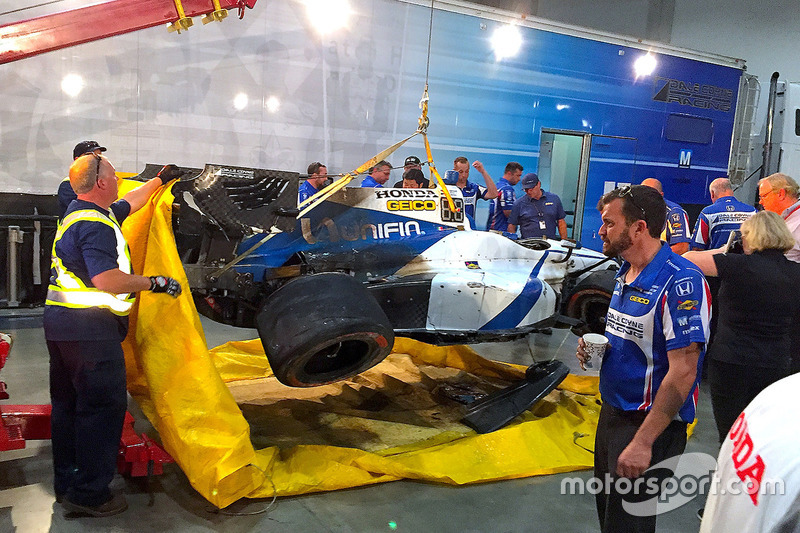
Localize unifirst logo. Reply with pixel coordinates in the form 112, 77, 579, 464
301, 218, 423, 244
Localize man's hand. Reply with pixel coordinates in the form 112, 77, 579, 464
576, 337, 589, 370
149, 276, 182, 297
616, 439, 652, 478
156, 164, 185, 185
472, 160, 485, 173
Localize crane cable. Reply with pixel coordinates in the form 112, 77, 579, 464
298, 0, 457, 216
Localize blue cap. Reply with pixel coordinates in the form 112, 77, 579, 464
521, 173, 540, 189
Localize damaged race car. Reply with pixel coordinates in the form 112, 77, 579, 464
159, 163, 617, 394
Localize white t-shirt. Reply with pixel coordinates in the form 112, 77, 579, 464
700, 373, 800, 533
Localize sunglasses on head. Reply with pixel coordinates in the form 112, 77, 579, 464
617, 185, 647, 220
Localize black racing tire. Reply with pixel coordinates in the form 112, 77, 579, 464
566, 288, 612, 335
256, 273, 395, 387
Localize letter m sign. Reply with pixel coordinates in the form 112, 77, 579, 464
679, 149, 692, 168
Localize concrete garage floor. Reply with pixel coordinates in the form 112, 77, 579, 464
0, 315, 717, 532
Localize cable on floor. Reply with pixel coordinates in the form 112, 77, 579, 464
207, 463, 278, 516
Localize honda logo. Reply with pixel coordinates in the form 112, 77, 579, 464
676, 281, 693, 296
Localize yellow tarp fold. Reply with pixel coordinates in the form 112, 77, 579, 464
119, 183, 600, 508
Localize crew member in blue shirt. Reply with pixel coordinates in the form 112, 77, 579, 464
298, 161, 327, 204
641, 178, 691, 254
452, 156, 498, 220
691, 177, 755, 250
361, 160, 392, 188
58, 141, 107, 218
507, 173, 567, 239
46, 155, 183, 517
577, 184, 710, 533
487, 162, 523, 232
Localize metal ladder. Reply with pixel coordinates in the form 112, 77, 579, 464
729, 73, 761, 186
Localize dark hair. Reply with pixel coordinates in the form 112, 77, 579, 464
504, 162, 523, 174
454, 156, 468, 166
307, 161, 326, 175
597, 184, 666, 239
371, 160, 391, 173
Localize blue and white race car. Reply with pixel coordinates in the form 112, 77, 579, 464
167, 164, 617, 388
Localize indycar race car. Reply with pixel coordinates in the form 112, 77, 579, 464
158, 163, 617, 389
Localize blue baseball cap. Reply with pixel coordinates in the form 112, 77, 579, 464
521, 173, 540, 189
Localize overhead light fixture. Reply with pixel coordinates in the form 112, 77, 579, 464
61, 74, 84, 97
305, 0, 351, 35
233, 92, 248, 111
634, 52, 657, 78
491, 24, 522, 61
265, 95, 280, 114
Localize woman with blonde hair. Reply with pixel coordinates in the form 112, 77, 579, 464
684, 210, 800, 442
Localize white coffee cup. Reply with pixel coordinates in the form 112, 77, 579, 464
582, 333, 609, 369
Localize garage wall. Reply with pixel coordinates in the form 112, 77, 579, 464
474, 0, 800, 193
2, 0, 797, 196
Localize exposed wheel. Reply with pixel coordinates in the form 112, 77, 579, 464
566, 289, 611, 335
256, 273, 395, 387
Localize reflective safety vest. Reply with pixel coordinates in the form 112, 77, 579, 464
46, 208, 135, 316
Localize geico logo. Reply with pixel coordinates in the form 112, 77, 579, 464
629, 295, 650, 305
387, 200, 436, 211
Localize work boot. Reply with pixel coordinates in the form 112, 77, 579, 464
62, 493, 128, 517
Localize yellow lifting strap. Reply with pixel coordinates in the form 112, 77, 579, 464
419, 84, 457, 213
297, 131, 419, 217
168, 0, 194, 33
298, 85, 457, 217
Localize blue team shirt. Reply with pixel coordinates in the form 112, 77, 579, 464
663, 199, 691, 245
691, 196, 756, 250
507, 191, 566, 239
458, 180, 488, 219
298, 180, 319, 204
43, 199, 132, 343
361, 176, 384, 188
487, 178, 515, 231
600, 243, 710, 423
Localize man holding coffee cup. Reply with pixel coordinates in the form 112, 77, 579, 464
576, 184, 710, 533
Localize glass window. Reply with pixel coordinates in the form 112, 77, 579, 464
795, 109, 800, 137
665, 114, 713, 144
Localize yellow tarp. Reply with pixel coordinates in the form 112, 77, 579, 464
119, 182, 601, 509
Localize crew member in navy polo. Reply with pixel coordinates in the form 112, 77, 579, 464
691, 177, 755, 250
487, 161, 523, 232
452, 156, 498, 220
507, 173, 567, 239
46, 155, 182, 516
642, 178, 691, 254
361, 160, 392, 188
298, 161, 327, 204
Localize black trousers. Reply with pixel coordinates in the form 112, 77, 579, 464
594, 403, 687, 533
790, 307, 800, 375
47, 339, 128, 506
708, 358, 788, 443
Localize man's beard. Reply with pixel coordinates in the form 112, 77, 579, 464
602, 230, 633, 258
